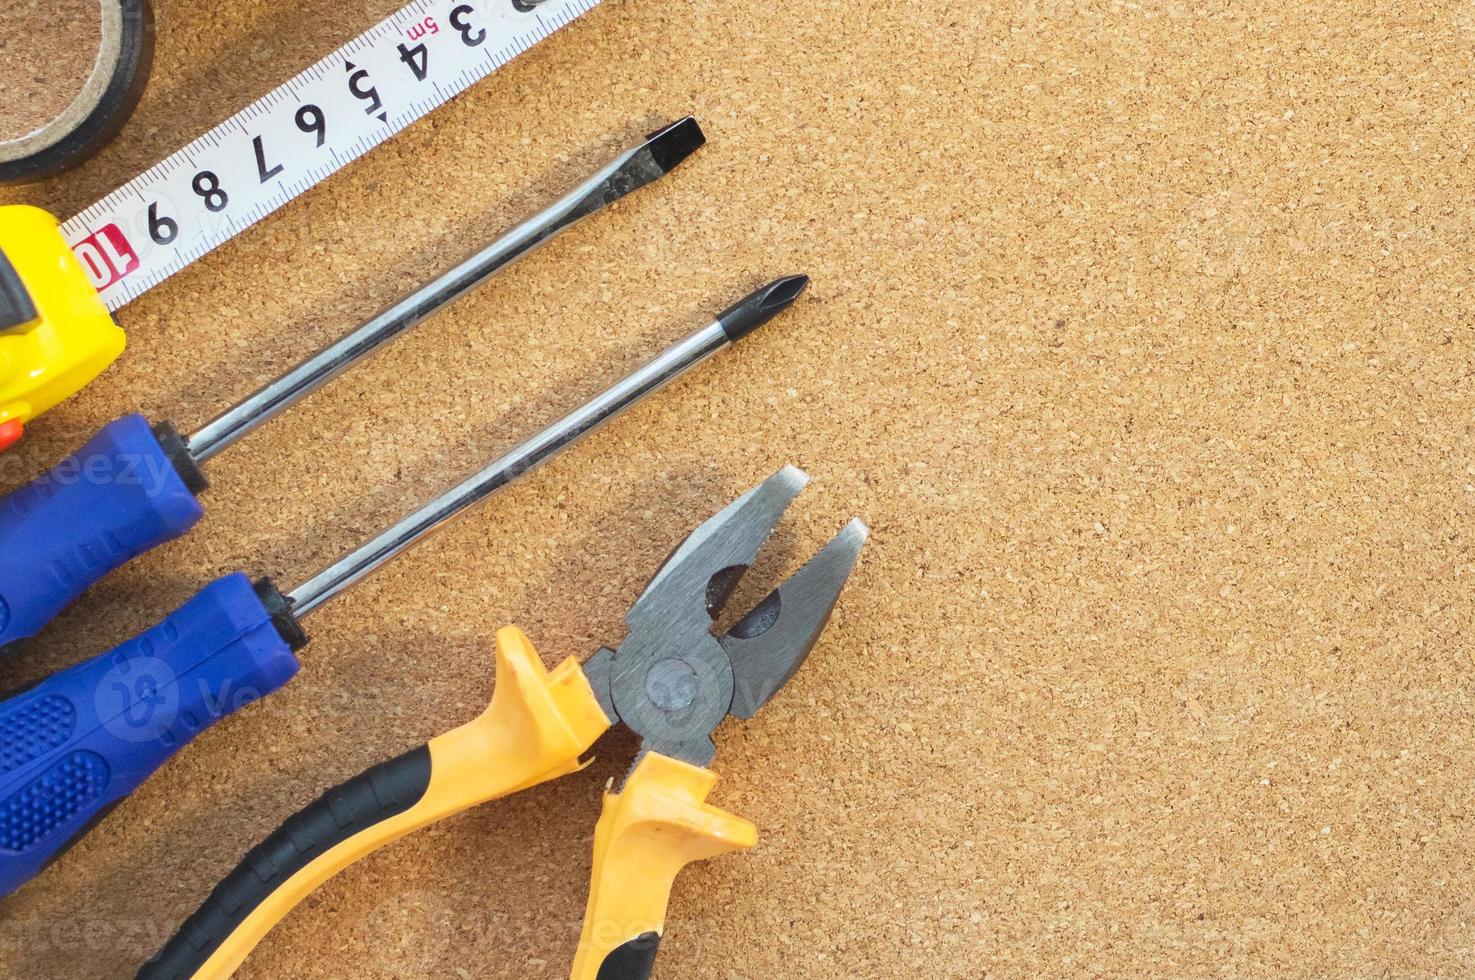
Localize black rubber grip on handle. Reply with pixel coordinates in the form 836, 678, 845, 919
137, 745, 432, 980
597, 933, 662, 980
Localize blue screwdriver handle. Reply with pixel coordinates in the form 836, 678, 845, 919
0, 414, 205, 651
0, 573, 301, 896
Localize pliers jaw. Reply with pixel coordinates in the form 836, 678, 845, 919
585, 466, 867, 769
724, 515, 868, 719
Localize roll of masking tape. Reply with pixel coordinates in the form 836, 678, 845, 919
0, 0, 154, 185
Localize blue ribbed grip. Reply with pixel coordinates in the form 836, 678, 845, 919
0, 414, 204, 649
0, 573, 300, 896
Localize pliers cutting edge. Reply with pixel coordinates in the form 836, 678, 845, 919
138, 466, 867, 980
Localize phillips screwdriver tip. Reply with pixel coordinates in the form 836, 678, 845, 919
645, 116, 707, 174
717, 275, 811, 343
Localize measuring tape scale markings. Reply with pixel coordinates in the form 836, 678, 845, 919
64, 0, 602, 309
0, 0, 600, 449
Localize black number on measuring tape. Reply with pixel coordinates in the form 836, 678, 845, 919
295, 104, 327, 146
346, 62, 387, 122
192, 171, 229, 212
450, 5, 486, 46
147, 202, 178, 245
253, 135, 284, 184
397, 42, 429, 81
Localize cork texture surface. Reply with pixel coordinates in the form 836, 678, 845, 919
0, 0, 101, 140
2, 0, 1475, 977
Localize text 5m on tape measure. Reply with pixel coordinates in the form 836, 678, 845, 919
0, 0, 601, 452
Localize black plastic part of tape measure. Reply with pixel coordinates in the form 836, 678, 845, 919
0, 0, 155, 185
0, 247, 38, 330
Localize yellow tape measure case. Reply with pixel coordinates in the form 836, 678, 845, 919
0, 206, 126, 449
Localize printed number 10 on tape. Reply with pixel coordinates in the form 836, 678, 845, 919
61, 0, 602, 312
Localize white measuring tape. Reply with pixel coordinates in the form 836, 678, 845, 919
59, 0, 602, 312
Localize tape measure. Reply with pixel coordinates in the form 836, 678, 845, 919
0, 0, 601, 451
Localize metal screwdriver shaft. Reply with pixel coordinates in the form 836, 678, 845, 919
0, 275, 810, 900
186, 116, 706, 463
286, 274, 812, 617
0, 119, 705, 655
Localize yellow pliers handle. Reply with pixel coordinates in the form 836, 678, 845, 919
138, 629, 756, 980
570, 752, 757, 980
0, 206, 125, 449
137, 627, 610, 980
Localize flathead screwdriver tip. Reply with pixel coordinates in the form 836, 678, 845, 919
645, 116, 707, 174
717, 275, 811, 342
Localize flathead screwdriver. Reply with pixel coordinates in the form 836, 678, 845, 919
0, 274, 810, 898
0, 117, 705, 653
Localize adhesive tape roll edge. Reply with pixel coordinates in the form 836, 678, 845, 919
0, 0, 155, 185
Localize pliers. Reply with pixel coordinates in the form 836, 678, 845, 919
138, 466, 867, 980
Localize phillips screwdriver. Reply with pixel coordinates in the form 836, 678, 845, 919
0, 117, 704, 654
0, 273, 812, 897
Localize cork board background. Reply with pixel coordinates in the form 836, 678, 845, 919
0, 0, 100, 141
3, 0, 1475, 976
